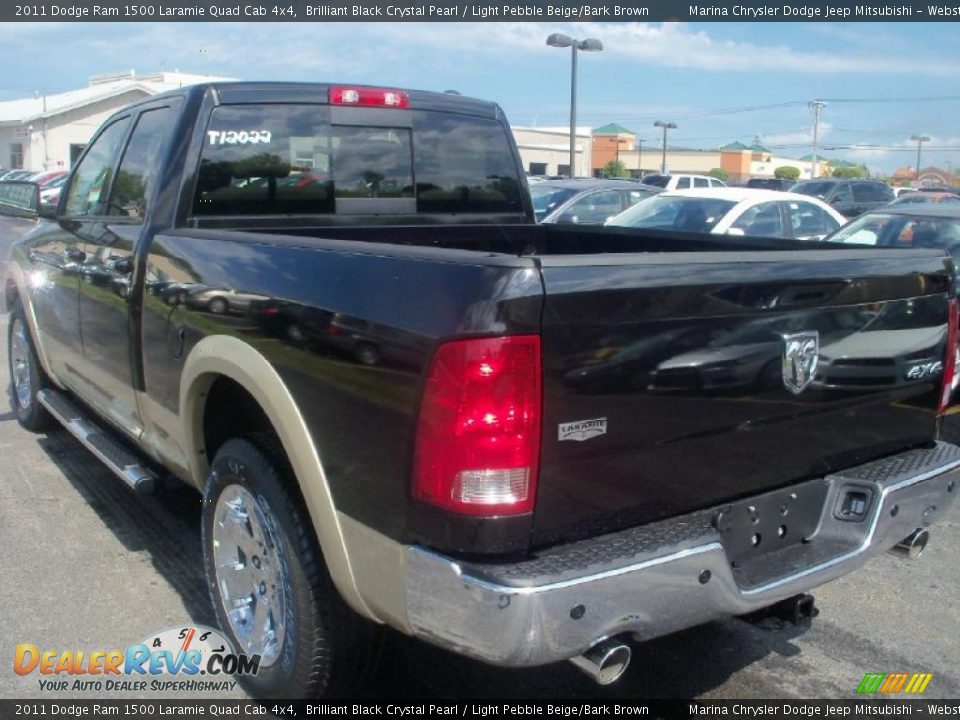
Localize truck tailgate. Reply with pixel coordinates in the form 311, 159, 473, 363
534, 248, 953, 547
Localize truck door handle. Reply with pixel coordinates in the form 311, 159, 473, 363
64, 247, 86, 262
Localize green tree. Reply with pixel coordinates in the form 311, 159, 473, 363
832, 166, 868, 179
601, 160, 629, 178
774, 166, 801, 181
709, 168, 730, 182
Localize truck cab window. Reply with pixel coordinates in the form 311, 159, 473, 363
64, 117, 131, 217
108, 107, 174, 221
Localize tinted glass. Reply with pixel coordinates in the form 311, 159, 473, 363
64, 117, 131, 217
608, 195, 736, 233
529, 186, 578, 222
195, 105, 334, 216
640, 175, 669, 188
331, 126, 412, 199
732, 201, 785, 237
412, 112, 522, 213
792, 181, 836, 199
833, 183, 853, 204
694, 177, 709, 188
626, 189, 654, 206
108, 107, 174, 221
852, 182, 894, 203
675, 177, 691, 189
193, 106, 522, 216
560, 190, 623, 224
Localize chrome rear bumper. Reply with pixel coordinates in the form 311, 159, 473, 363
405, 442, 960, 667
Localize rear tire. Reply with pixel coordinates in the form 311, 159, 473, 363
201, 435, 382, 698
7, 301, 53, 432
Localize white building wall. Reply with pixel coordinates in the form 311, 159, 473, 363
28, 89, 151, 171
512, 127, 592, 176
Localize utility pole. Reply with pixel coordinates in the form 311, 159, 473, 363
654, 121, 677, 174
809, 100, 826, 179
910, 135, 930, 183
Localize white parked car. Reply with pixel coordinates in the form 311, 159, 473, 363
639, 173, 726, 191
606, 187, 848, 240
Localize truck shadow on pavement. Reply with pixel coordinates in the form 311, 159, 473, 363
37, 428, 812, 700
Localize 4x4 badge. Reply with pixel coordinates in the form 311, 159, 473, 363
782, 331, 819, 395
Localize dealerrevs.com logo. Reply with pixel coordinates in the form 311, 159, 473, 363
14, 626, 259, 693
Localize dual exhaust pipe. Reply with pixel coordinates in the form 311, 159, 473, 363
569, 637, 632, 686
893, 528, 929, 560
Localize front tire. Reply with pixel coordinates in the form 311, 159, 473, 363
201, 436, 382, 698
7, 301, 53, 432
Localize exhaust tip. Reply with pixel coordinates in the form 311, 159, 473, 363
569, 638, 632, 686
893, 528, 929, 560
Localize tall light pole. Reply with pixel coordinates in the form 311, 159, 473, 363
654, 121, 676, 174
636, 137, 644, 177
547, 33, 603, 178
911, 135, 930, 182
809, 100, 826, 179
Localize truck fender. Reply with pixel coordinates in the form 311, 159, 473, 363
4, 265, 57, 382
179, 335, 378, 622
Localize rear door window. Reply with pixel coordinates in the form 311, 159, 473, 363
561, 190, 623, 224
731, 201, 786, 237
694, 177, 709, 188
853, 182, 892, 203
675, 177, 691, 189
108, 106, 176, 221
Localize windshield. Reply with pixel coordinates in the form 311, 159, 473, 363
792, 181, 836, 199
640, 175, 670, 188
607, 195, 736, 233
828, 212, 960, 255
530, 186, 578, 221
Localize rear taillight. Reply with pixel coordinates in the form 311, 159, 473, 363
413, 335, 542, 516
330, 86, 409, 108
939, 297, 959, 415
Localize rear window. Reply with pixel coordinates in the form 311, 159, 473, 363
640, 174, 670, 188
193, 104, 522, 216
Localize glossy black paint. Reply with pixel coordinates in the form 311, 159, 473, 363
5, 82, 957, 559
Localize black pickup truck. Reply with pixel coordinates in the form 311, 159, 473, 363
3, 82, 959, 698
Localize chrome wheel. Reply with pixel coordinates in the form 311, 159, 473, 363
212, 484, 289, 667
10, 316, 33, 411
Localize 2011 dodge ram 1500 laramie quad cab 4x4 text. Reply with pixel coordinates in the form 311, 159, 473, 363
2, 81, 958, 698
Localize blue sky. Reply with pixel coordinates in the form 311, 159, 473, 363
2, 21, 960, 173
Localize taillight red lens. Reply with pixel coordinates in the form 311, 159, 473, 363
413, 335, 542, 516
330, 86, 409, 108
939, 297, 959, 415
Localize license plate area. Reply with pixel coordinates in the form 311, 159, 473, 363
713, 478, 830, 566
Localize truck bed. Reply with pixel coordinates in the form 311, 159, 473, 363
163, 223, 954, 551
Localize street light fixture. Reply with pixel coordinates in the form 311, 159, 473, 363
911, 135, 930, 182
547, 33, 603, 178
654, 121, 677, 174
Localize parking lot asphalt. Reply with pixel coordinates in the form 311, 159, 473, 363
0, 222, 958, 701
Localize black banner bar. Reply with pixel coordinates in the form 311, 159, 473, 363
4, 0, 959, 22
1, 699, 956, 717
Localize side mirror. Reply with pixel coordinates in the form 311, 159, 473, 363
0, 181, 39, 220
558, 213, 580, 224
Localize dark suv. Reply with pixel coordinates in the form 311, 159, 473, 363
790, 179, 894, 218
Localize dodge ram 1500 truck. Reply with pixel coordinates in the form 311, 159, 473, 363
3, 82, 959, 699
